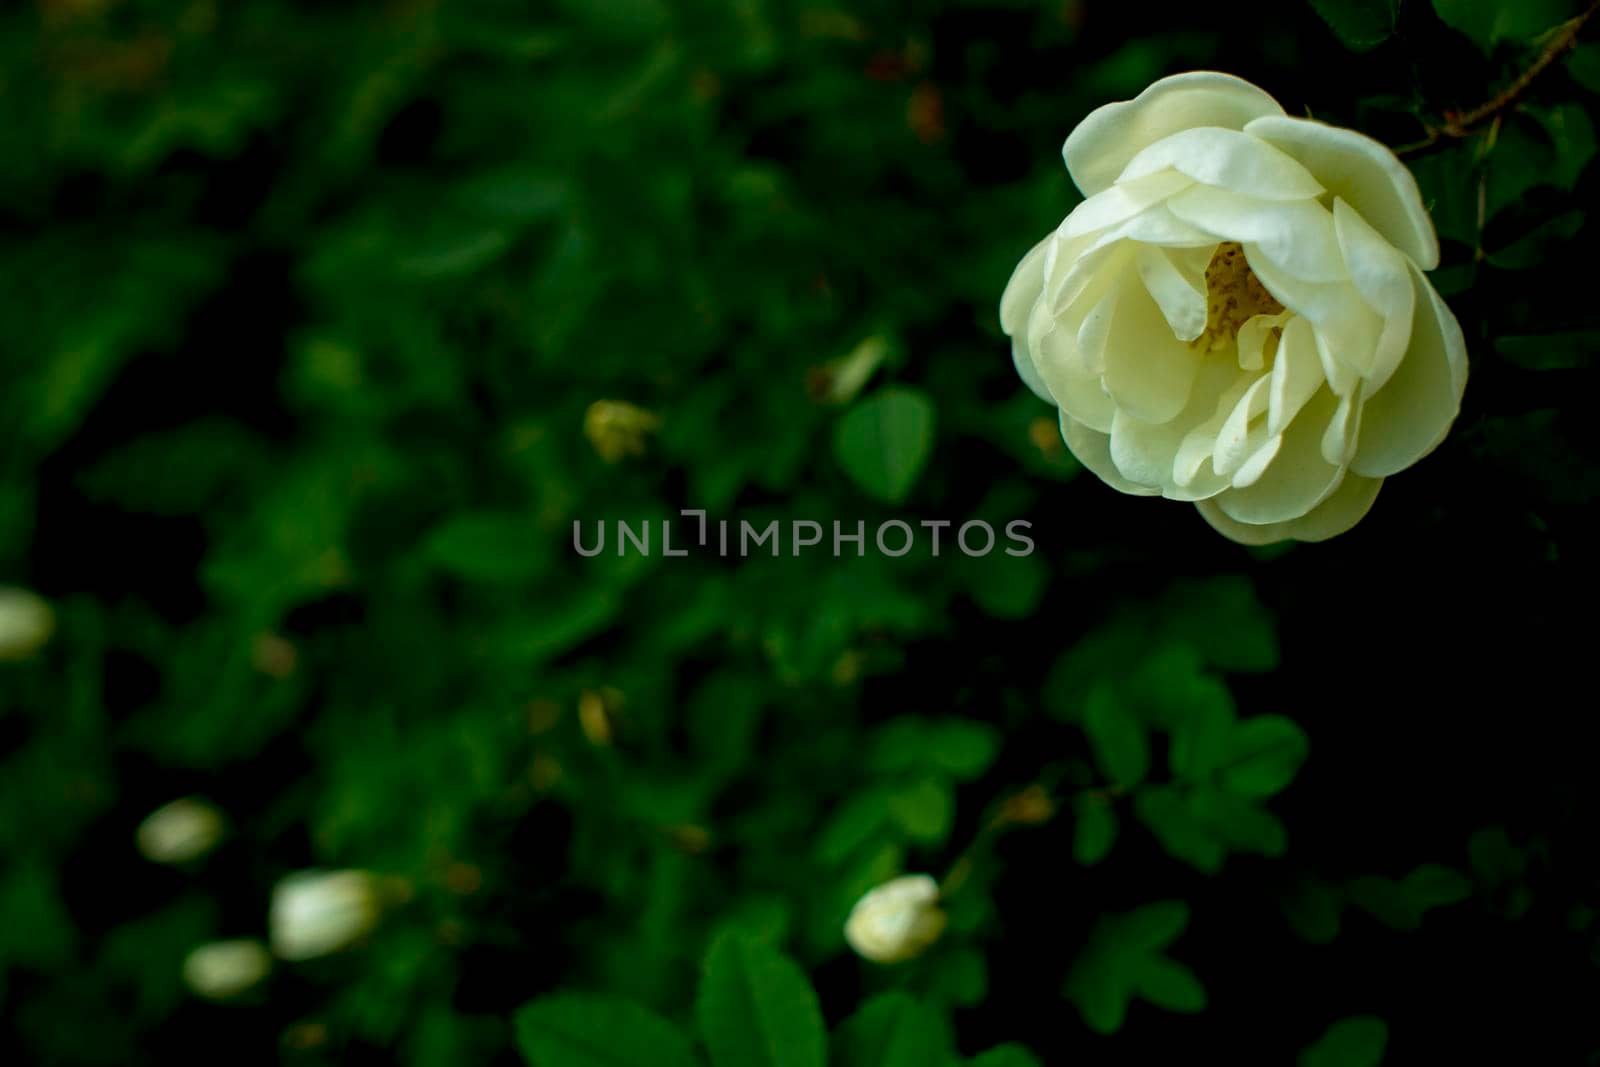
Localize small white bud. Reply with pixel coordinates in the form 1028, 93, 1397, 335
844, 873, 947, 964
0, 587, 54, 661
269, 870, 382, 960
183, 939, 272, 999
136, 797, 225, 865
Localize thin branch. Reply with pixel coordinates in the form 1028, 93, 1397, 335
1396, 0, 1600, 158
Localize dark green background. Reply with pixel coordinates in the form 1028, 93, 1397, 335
3, 0, 1599, 1064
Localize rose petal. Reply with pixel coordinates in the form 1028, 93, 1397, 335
1001, 234, 1050, 337
1166, 184, 1345, 283
1350, 262, 1468, 477
1212, 375, 1272, 477
1011, 337, 1052, 403
1120, 127, 1325, 201
1108, 351, 1239, 498
1267, 315, 1323, 434
1216, 388, 1343, 523
1245, 115, 1440, 270
1196, 472, 1383, 544
1245, 250, 1379, 393
1174, 373, 1256, 487
1061, 412, 1161, 496
1063, 72, 1286, 197
1136, 246, 1208, 342
1101, 274, 1203, 424
1061, 169, 1196, 239
1332, 198, 1415, 392
1035, 316, 1117, 433
1236, 310, 1290, 371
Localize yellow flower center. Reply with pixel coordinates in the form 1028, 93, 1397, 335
1192, 242, 1284, 351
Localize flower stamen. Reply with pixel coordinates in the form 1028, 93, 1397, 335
1192, 242, 1284, 351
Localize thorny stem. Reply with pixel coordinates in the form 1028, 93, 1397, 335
1395, 0, 1600, 157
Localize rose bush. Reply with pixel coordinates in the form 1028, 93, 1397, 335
1001, 72, 1468, 543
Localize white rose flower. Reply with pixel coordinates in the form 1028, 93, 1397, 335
269, 870, 382, 961
136, 797, 225, 865
1001, 72, 1467, 544
844, 873, 947, 964
183, 939, 272, 999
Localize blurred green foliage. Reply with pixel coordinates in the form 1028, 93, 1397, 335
3, 0, 1600, 1064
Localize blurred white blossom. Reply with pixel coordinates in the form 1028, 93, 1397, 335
183, 939, 272, 999
844, 873, 947, 964
0, 586, 54, 661
269, 870, 382, 960
136, 797, 225, 865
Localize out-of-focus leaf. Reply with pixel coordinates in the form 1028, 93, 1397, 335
697, 933, 826, 1067
1218, 716, 1310, 798
1307, 0, 1398, 52
833, 387, 937, 504
1073, 796, 1118, 866
1432, 0, 1581, 50
887, 776, 954, 844
424, 513, 549, 582
1298, 1015, 1390, 1067
1487, 210, 1586, 270
1496, 331, 1600, 370
968, 1046, 1043, 1067
1064, 901, 1198, 1034
514, 994, 698, 1067
1083, 685, 1149, 787
833, 992, 955, 1067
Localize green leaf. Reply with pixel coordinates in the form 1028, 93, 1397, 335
925, 720, 1002, 781
515, 994, 698, 1067
1347, 865, 1470, 930
1064, 901, 1195, 1034
457, 166, 570, 223
1169, 686, 1238, 781
697, 933, 826, 1067
1191, 787, 1288, 857
1409, 147, 1480, 247
1083, 685, 1150, 787
1134, 786, 1226, 874
1569, 41, 1600, 93
1298, 1015, 1389, 1067
1530, 104, 1597, 190
1073, 796, 1119, 866
968, 1047, 1042, 1067
926, 948, 988, 1007
817, 792, 891, 865
833, 993, 955, 1067
833, 387, 937, 503
1487, 210, 1586, 270
424, 513, 549, 582
1282, 880, 1345, 944
1217, 716, 1309, 797
1162, 576, 1280, 672
1467, 827, 1527, 884
1402, 863, 1473, 907
1118, 900, 1191, 952
1496, 331, 1600, 370
962, 550, 1049, 619
887, 776, 955, 843
1307, 0, 1397, 52
1130, 957, 1207, 1013
1433, 0, 1581, 50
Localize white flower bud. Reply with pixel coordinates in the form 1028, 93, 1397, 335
844, 873, 947, 964
269, 870, 382, 960
136, 797, 225, 865
0, 587, 54, 661
183, 939, 272, 999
